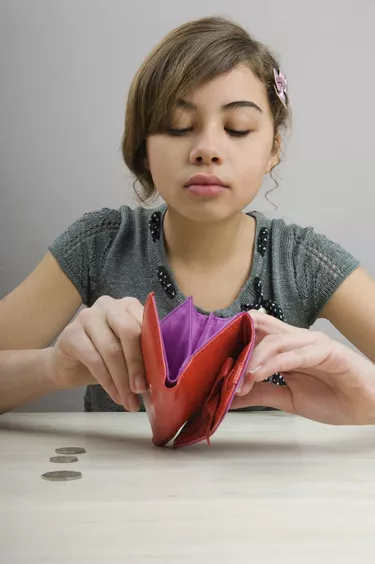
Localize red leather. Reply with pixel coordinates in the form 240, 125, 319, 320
141, 293, 255, 448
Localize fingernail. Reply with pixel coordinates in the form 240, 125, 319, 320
127, 393, 140, 412
134, 374, 147, 393
236, 382, 252, 396
248, 365, 262, 374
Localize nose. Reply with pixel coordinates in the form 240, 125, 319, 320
189, 132, 223, 165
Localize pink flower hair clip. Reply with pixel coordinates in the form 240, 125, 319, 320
273, 68, 288, 109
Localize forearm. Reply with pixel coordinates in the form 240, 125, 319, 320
0, 348, 61, 414
346, 348, 375, 425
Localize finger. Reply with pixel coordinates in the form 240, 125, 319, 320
248, 310, 298, 338
69, 329, 122, 405
83, 310, 139, 411
247, 331, 323, 377
121, 297, 144, 326
231, 381, 295, 413
107, 298, 147, 396
247, 343, 332, 385
235, 371, 256, 396
246, 310, 299, 354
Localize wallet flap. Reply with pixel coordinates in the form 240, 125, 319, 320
172, 356, 235, 448
173, 315, 255, 448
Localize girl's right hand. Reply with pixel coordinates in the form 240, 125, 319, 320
48, 296, 147, 411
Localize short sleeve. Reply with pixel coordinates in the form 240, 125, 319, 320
291, 225, 360, 325
48, 208, 122, 306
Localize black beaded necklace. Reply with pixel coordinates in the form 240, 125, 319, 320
148, 210, 286, 387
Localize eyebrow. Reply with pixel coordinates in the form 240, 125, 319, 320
176, 99, 263, 113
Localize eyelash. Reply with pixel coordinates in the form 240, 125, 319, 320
167, 128, 251, 137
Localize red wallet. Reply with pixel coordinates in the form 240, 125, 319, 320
141, 292, 255, 448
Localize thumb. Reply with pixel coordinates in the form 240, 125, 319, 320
231, 381, 294, 413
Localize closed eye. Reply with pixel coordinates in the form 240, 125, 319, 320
225, 128, 251, 137
167, 128, 193, 136
168, 127, 251, 137
167, 127, 252, 137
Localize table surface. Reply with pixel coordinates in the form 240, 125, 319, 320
1, 411, 375, 564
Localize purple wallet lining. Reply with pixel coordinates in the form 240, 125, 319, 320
160, 297, 242, 385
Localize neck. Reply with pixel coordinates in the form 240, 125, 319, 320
162, 207, 254, 268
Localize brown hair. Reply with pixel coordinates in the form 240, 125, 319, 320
121, 16, 291, 203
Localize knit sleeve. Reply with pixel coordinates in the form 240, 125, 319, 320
291, 225, 360, 326
48, 208, 122, 306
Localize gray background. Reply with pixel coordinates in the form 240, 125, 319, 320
0, 0, 373, 411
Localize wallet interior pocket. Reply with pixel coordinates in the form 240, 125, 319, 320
161, 297, 243, 386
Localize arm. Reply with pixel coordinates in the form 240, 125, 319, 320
0, 207, 128, 412
289, 223, 373, 362
1, 206, 125, 349
0, 252, 82, 412
318, 266, 375, 363
0, 295, 148, 415
0, 348, 60, 414
0, 251, 82, 349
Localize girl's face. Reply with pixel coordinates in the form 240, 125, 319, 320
146, 64, 278, 222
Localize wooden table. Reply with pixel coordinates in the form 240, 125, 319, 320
1, 412, 375, 563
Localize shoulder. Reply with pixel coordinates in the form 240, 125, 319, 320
253, 211, 322, 246
48, 204, 156, 252
50, 206, 126, 249
47, 203, 157, 305
250, 211, 360, 326
253, 211, 359, 271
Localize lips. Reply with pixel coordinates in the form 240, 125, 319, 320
185, 174, 228, 188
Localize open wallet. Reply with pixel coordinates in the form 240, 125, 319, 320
140, 292, 255, 448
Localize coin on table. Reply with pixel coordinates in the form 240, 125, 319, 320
50, 455, 78, 463
41, 471, 82, 481
55, 447, 86, 455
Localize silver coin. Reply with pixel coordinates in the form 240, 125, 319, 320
50, 455, 78, 463
41, 471, 82, 481
55, 447, 86, 455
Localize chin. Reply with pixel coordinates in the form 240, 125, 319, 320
167, 198, 245, 224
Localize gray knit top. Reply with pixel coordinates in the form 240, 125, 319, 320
49, 201, 360, 412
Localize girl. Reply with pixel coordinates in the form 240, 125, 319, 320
1, 16, 375, 422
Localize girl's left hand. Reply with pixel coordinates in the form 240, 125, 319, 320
231, 311, 375, 425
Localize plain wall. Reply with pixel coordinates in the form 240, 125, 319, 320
1, 0, 374, 411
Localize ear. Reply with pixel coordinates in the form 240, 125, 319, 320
266, 133, 282, 174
